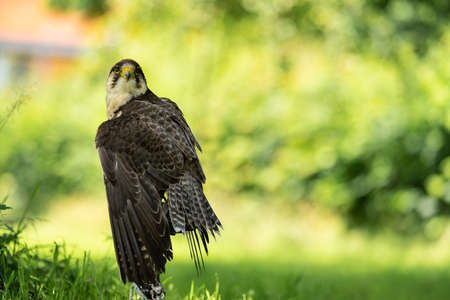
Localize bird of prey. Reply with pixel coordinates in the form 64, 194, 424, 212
95, 59, 222, 300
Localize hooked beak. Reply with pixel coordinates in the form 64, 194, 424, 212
121, 67, 133, 81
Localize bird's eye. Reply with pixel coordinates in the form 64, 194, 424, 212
113, 67, 120, 74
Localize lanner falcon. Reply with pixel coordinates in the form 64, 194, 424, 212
95, 59, 222, 299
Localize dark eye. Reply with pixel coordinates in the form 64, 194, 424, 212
113, 67, 120, 74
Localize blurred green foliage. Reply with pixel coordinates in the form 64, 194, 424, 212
0, 82, 102, 212
1, 0, 449, 235
48, 0, 108, 15
52, 0, 450, 56
223, 0, 450, 56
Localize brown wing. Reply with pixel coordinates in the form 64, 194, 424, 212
151, 98, 223, 270
119, 99, 206, 184
97, 98, 222, 278
95, 106, 190, 286
159, 97, 203, 153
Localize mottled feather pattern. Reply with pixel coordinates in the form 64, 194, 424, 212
167, 173, 222, 270
96, 89, 221, 299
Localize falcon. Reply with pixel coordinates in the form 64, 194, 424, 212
95, 59, 222, 299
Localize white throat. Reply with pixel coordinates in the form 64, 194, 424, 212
106, 90, 133, 119
106, 77, 147, 119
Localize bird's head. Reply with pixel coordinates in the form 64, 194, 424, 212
105, 59, 148, 119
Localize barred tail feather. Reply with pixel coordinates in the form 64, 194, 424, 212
166, 173, 222, 271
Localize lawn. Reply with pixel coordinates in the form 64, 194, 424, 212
6, 193, 447, 300
164, 258, 450, 300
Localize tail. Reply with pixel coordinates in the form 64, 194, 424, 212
166, 173, 222, 270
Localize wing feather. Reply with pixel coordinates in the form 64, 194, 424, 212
110, 214, 127, 282
96, 97, 221, 286
96, 141, 174, 286
117, 215, 138, 282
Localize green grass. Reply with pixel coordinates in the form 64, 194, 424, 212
164, 259, 450, 300
1, 246, 123, 299
2, 195, 450, 299
3, 246, 448, 300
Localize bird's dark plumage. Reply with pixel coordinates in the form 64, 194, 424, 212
96, 59, 221, 299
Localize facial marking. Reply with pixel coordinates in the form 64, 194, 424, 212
105, 61, 148, 119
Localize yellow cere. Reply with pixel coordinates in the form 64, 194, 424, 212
121, 66, 134, 78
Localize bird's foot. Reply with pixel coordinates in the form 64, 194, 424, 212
129, 282, 165, 300
129, 283, 147, 300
